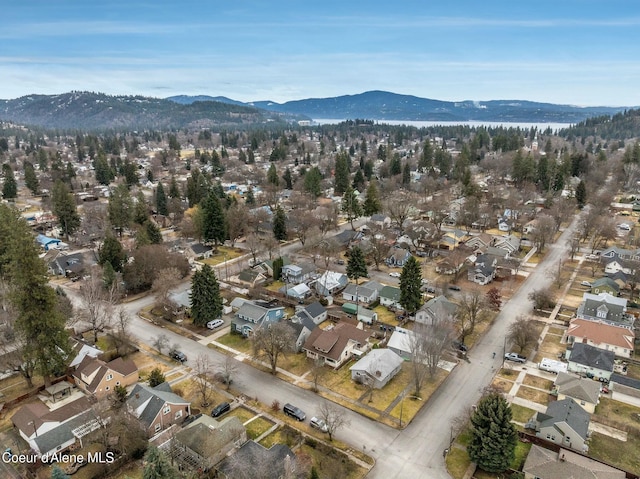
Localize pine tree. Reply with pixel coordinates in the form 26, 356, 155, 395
103, 261, 116, 288
575, 179, 587, 209
190, 264, 223, 327
402, 162, 411, 185
24, 161, 39, 195
155, 183, 168, 216
363, 181, 382, 216
267, 163, 279, 186
145, 220, 163, 244
201, 191, 226, 246
99, 234, 126, 272
272, 205, 288, 241
245, 187, 255, 205
148, 367, 166, 387
334, 150, 350, 195
467, 393, 517, 473
133, 191, 149, 225
282, 167, 293, 189
52, 180, 81, 239
2, 164, 17, 199
341, 185, 362, 230
304, 167, 323, 198
143, 446, 179, 479
346, 246, 368, 285
108, 184, 133, 236
399, 256, 422, 314
169, 175, 181, 198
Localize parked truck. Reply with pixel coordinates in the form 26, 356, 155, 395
538, 358, 568, 374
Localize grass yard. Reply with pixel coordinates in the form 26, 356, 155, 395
374, 305, 398, 324
363, 362, 412, 411
276, 353, 312, 376
214, 332, 253, 354
522, 375, 553, 391
589, 432, 640, 475
199, 246, 245, 266
265, 280, 285, 292
534, 333, 567, 364
245, 415, 275, 439
594, 397, 640, 430
497, 368, 518, 379
626, 362, 640, 380
515, 386, 550, 405
548, 326, 566, 335
317, 361, 365, 401
388, 369, 448, 425
299, 442, 368, 479
171, 377, 229, 410
510, 404, 537, 424
258, 424, 302, 449
445, 447, 471, 479
109, 461, 144, 479
490, 377, 514, 395
227, 405, 258, 424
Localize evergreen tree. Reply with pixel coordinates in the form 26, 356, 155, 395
575, 179, 587, 209
99, 234, 126, 272
148, 367, 166, 387
272, 205, 288, 241
24, 161, 39, 195
108, 184, 133, 236
282, 167, 293, 189
190, 264, 223, 327
267, 163, 279, 186
2, 164, 17, 199
94, 154, 114, 185
103, 261, 116, 288
352, 168, 365, 191
334, 150, 350, 194
390, 154, 402, 176
186, 168, 208, 207
467, 393, 517, 473
133, 191, 149, 225
155, 183, 168, 216
143, 446, 179, 479
341, 185, 362, 230
168, 175, 181, 198
399, 256, 422, 314
245, 187, 255, 206
363, 181, 382, 216
346, 246, 368, 285
145, 220, 163, 244
52, 180, 81, 239
201, 191, 226, 246
304, 167, 323, 198
402, 162, 411, 185
273, 256, 284, 281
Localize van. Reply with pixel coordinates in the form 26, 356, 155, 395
283, 403, 306, 421
211, 402, 231, 417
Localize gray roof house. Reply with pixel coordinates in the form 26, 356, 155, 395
600, 246, 640, 261
314, 271, 348, 296
554, 372, 602, 414
350, 349, 404, 389
566, 343, 615, 381
289, 315, 317, 352
342, 280, 383, 304
217, 441, 296, 479
493, 234, 520, 254
387, 327, 415, 359
528, 398, 591, 452
415, 295, 457, 325
126, 382, 191, 437
590, 277, 620, 296
295, 301, 327, 325
282, 262, 317, 284
231, 301, 285, 337
576, 292, 630, 327
385, 248, 412, 267
523, 445, 625, 479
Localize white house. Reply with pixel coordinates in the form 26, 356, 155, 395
350, 349, 403, 389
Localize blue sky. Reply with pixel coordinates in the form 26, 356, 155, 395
1, 0, 639, 106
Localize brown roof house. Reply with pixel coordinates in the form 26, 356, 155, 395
302, 321, 371, 369
126, 382, 191, 437
73, 356, 138, 399
167, 414, 247, 472
11, 395, 102, 457
566, 318, 635, 359
523, 445, 625, 479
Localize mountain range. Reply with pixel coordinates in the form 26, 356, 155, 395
0, 90, 634, 130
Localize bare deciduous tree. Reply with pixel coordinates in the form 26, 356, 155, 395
79, 269, 119, 344
531, 214, 557, 253
507, 315, 539, 354
384, 192, 416, 235
152, 333, 169, 355
318, 401, 350, 442
252, 322, 296, 374
365, 222, 392, 271
310, 357, 325, 393
217, 355, 237, 391
111, 307, 134, 357
456, 288, 488, 344
193, 353, 214, 407
245, 233, 265, 266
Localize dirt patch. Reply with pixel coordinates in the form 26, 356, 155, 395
522, 375, 553, 391
515, 386, 550, 405
490, 377, 514, 395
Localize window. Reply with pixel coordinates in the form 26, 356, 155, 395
597, 310, 607, 319
106, 373, 113, 381
154, 423, 161, 433
175, 410, 182, 420
163, 406, 171, 415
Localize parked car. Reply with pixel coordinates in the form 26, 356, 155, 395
619, 223, 631, 231
580, 281, 592, 287
504, 352, 526, 363
335, 259, 345, 265
169, 350, 187, 362
310, 416, 329, 432
424, 286, 436, 294
206, 318, 225, 330
211, 402, 231, 418
389, 272, 401, 278
283, 403, 306, 421
452, 340, 468, 352
448, 285, 461, 291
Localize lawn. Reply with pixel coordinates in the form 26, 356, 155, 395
214, 332, 253, 354
227, 405, 257, 424
626, 362, 640, 380
258, 424, 302, 449
299, 442, 368, 479
490, 377, 514, 395
510, 404, 537, 424
594, 397, 640, 431
171, 377, 229, 410
265, 280, 285, 292
277, 352, 312, 376
589, 432, 640, 475
548, 325, 566, 335
199, 246, 245, 266
388, 369, 448, 425
533, 334, 566, 364
445, 447, 471, 479
522, 375, 553, 391
245, 415, 275, 439
374, 304, 398, 324
317, 360, 365, 401
515, 386, 550, 405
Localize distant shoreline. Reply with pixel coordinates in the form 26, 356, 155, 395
313, 119, 573, 130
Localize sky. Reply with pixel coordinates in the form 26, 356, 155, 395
1, 0, 640, 106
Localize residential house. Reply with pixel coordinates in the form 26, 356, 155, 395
465, 233, 493, 252
279, 283, 311, 301
229, 297, 248, 311
217, 441, 296, 479
415, 295, 457, 326
48, 252, 86, 277
289, 314, 317, 352
566, 343, 615, 381
370, 213, 391, 228
387, 327, 414, 359
357, 307, 378, 325
386, 247, 412, 267
379, 285, 401, 309
600, 246, 640, 261
467, 253, 496, 285
73, 356, 138, 400
189, 243, 213, 259
498, 218, 511, 232
566, 318, 635, 359
589, 277, 620, 296
281, 262, 317, 284
576, 292, 631, 327
435, 257, 464, 275
169, 414, 246, 472
554, 372, 602, 413
603, 258, 637, 275
606, 271, 628, 290
126, 382, 191, 437
231, 301, 285, 337
522, 445, 625, 479
350, 349, 404, 389
609, 373, 640, 401
333, 229, 363, 248
36, 234, 62, 251
342, 280, 384, 305
527, 398, 590, 452
236, 269, 267, 288
295, 301, 327, 326
68, 342, 102, 369
260, 256, 290, 278
302, 322, 371, 369
314, 271, 348, 296
12, 395, 101, 457
493, 234, 520, 255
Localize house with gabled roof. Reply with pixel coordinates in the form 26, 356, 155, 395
566, 343, 615, 381
554, 372, 602, 413
236, 269, 267, 288
576, 292, 632, 327
603, 257, 637, 275
342, 280, 384, 304
231, 300, 285, 337
527, 398, 590, 452
379, 285, 401, 309
126, 382, 190, 437
567, 318, 635, 359
302, 321, 371, 369
73, 356, 138, 400
217, 441, 296, 479
523, 445, 625, 479
314, 270, 348, 296
415, 295, 457, 326
188, 243, 213, 259
465, 233, 493, 252
589, 277, 620, 296
48, 252, 86, 277
600, 246, 640, 261
493, 234, 520, 255
386, 247, 412, 267
282, 262, 317, 284
350, 349, 403, 389
294, 301, 327, 326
